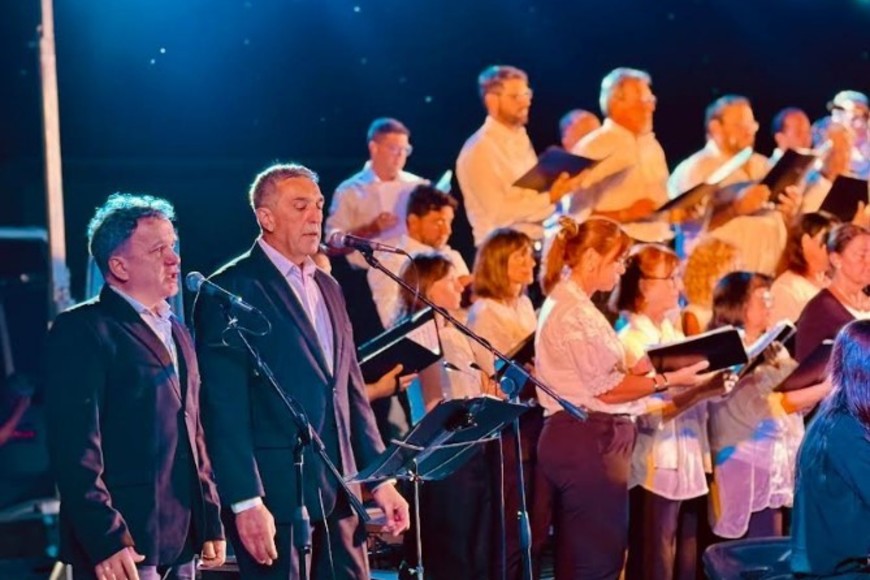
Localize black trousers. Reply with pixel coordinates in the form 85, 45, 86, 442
226, 492, 369, 580
626, 487, 705, 580
537, 411, 637, 580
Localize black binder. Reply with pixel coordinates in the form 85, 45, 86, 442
761, 148, 817, 202
775, 340, 833, 393
646, 326, 748, 374
358, 308, 441, 383
512, 146, 598, 192
819, 175, 869, 223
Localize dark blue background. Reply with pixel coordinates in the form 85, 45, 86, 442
1, 0, 868, 302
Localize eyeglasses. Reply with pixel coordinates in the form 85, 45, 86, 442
491, 88, 534, 101
380, 143, 413, 156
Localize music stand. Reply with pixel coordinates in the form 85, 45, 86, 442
348, 396, 529, 580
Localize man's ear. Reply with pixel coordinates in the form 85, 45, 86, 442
256, 206, 275, 233
367, 140, 378, 159
107, 254, 129, 282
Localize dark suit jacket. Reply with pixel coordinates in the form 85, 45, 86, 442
193, 243, 384, 524
795, 288, 855, 361
43, 286, 223, 569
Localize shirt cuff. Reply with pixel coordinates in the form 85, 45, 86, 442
230, 497, 263, 514
371, 479, 397, 493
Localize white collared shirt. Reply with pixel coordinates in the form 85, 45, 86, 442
669, 141, 784, 275
456, 116, 555, 246
258, 239, 334, 375
467, 295, 537, 378
366, 235, 470, 328
568, 119, 672, 242
619, 313, 711, 500
535, 279, 649, 417
326, 162, 426, 269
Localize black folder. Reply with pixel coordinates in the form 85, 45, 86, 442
775, 340, 833, 393
737, 320, 796, 378
819, 175, 869, 223
655, 146, 754, 220
646, 326, 748, 374
357, 308, 441, 383
512, 146, 598, 192
761, 148, 817, 202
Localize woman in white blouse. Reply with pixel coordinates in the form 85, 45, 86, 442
770, 212, 835, 324
535, 217, 710, 580
615, 244, 721, 580
396, 253, 494, 580
467, 227, 540, 580
706, 272, 830, 540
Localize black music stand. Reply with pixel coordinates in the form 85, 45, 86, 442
348, 396, 529, 580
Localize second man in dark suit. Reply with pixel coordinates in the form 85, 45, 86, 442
194, 163, 409, 579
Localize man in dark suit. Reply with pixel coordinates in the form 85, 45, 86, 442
194, 163, 409, 579
44, 194, 225, 580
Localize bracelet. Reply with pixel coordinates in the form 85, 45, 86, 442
652, 373, 669, 393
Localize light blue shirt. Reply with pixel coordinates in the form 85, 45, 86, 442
257, 238, 335, 375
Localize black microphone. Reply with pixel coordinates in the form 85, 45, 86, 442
325, 231, 406, 255
185, 272, 259, 314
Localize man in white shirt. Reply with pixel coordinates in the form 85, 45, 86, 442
566, 67, 672, 242
669, 95, 800, 274
456, 65, 583, 246
771, 107, 812, 158
326, 117, 426, 268
559, 108, 600, 151
367, 184, 471, 328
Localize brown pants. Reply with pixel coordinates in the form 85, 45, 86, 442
536, 412, 637, 580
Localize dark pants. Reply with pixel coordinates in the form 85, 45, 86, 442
226, 493, 369, 580
626, 487, 704, 580
403, 448, 493, 580
537, 411, 637, 580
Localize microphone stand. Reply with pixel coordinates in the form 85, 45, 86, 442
218, 304, 370, 580
362, 249, 586, 580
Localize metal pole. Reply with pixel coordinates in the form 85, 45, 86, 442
39, 0, 73, 318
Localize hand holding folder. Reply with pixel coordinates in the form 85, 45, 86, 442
819, 175, 869, 223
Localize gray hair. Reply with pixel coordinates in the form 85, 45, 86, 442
87, 193, 176, 276
248, 163, 319, 210
599, 67, 652, 116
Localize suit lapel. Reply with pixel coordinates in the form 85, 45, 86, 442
100, 286, 183, 403
250, 245, 332, 381
171, 317, 196, 410
315, 270, 343, 377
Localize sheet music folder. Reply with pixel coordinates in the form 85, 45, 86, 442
646, 326, 748, 374
761, 148, 816, 201
357, 307, 440, 383
775, 340, 833, 393
655, 147, 754, 217
819, 175, 869, 223
512, 146, 598, 192
347, 396, 528, 483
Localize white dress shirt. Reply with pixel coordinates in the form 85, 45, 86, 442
669, 141, 784, 276
326, 162, 426, 269
535, 279, 649, 417
467, 295, 537, 378
707, 354, 804, 538
619, 314, 711, 501
568, 119, 672, 242
456, 116, 555, 246
365, 235, 470, 328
